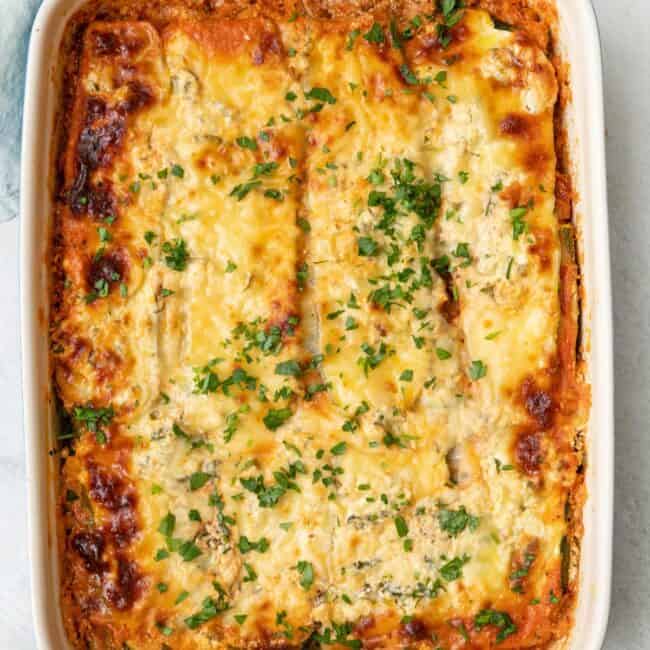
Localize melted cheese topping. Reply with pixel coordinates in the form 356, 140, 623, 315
54, 7, 582, 649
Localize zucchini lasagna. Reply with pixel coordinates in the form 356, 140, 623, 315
51, 0, 588, 648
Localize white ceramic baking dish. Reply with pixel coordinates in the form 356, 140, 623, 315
20, 0, 613, 648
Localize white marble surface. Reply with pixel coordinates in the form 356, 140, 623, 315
0, 0, 648, 647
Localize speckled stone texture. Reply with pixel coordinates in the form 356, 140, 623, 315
0, 0, 647, 647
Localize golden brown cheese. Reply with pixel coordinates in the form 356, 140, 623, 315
51, 2, 586, 649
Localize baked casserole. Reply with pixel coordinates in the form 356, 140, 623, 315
50, 0, 588, 647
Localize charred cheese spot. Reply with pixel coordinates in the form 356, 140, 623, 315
515, 428, 543, 475
87, 249, 127, 292
72, 530, 107, 573
400, 617, 428, 640
93, 25, 149, 58
499, 111, 538, 138
104, 555, 147, 611
88, 463, 135, 511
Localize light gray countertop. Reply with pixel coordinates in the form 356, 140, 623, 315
0, 0, 648, 647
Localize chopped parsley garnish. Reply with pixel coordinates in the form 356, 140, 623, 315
184, 593, 229, 630
230, 180, 262, 201
304, 87, 337, 104
357, 342, 394, 376
368, 283, 409, 312
252, 161, 278, 178
347, 292, 360, 309
232, 317, 288, 357
399, 369, 414, 382
358, 159, 444, 311
510, 206, 529, 240
172, 422, 214, 453
469, 360, 487, 380
295, 560, 315, 590
175, 591, 189, 605
171, 164, 185, 178
265, 189, 284, 201
158, 512, 176, 537
474, 609, 517, 642
276, 610, 294, 638
305, 382, 331, 400
72, 405, 114, 444
263, 407, 293, 431
509, 552, 536, 591
240, 461, 305, 508
437, 0, 465, 49
399, 64, 419, 85
330, 441, 347, 456
342, 401, 369, 432
357, 236, 379, 256
189, 471, 211, 491
275, 360, 302, 377
438, 505, 479, 537
368, 169, 385, 185
177, 540, 202, 562
439, 554, 470, 581
364, 22, 385, 44
436, 347, 452, 360
394, 515, 409, 538
495, 458, 514, 473
314, 622, 362, 649
434, 70, 447, 86
453, 242, 471, 267
236, 136, 258, 150
162, 238, 189, 271
237, 536, 270, 554
296, 262, 309, 289
195, 367, 256, 397
432, 254, 451, 274
192, 358, 223, 394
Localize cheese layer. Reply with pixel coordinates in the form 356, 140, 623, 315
53, 7, 583, 650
